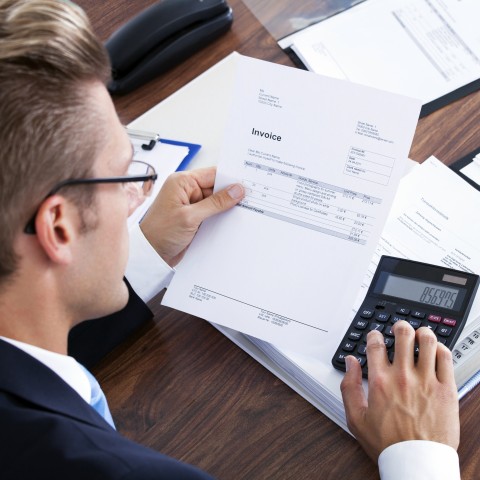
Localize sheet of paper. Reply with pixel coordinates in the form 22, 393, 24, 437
290, 0, 480, 105
127, 139, 189, 227
162, 54, 421, 352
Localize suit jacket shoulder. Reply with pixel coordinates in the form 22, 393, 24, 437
0, 340, 214, 480
68, 278, 153, 368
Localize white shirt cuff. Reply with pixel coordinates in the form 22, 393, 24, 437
378, 440, 460, 480
125, 223, 175, 303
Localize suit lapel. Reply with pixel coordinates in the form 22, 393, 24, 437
0, 339, 113, 430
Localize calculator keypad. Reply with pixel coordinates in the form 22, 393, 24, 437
332, 302, 461, 377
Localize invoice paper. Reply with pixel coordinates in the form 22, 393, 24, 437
290, 0, 480, 107
162, 54, 421, 352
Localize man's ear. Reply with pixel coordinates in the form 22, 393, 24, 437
34, 195, 77, 265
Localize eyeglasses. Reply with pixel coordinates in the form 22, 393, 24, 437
24, 160, 157, 234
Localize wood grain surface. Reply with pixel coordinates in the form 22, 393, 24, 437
76, 1, 480, 478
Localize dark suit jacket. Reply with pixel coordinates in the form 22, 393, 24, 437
0, 284, 215, 479
68, 279, 153, 369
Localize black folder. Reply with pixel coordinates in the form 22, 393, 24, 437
450, 147, 480, 192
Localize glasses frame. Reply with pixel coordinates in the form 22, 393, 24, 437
24, 160, 158, 234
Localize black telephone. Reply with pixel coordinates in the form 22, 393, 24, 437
105, 0, 233, 94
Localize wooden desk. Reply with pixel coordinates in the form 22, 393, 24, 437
77, 1, 480, 478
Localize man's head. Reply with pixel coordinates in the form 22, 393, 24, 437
0, 0, 111, 282
0, 0, 136, 327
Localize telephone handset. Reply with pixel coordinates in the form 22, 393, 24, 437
105, 0, 233, 94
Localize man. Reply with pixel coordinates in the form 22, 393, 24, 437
0, 1, 461, 479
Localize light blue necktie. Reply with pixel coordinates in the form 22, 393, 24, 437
80, 364, 116, 429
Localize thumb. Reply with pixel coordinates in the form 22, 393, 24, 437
340, 356, 368, 434
191, 183, 245, 223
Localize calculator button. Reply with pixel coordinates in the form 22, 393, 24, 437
375, 301, 387, 309
437, 326, 452, 337
352, 355, 366, 367
408, 319, 422, 329
392, 315, 406, 324
369, 323, 384, 333
385, 326, 394, 337
375, 312, 390, 322
426, 324, 437, 333
348, 331, 362, 341
442, 318, 457, 327
427, 314, 442, 323
357, 344, 367, 355
411, 311, 426, 319
453, 350, 463, 361
437, 337, 447, 345
384, 337, 395, 348
342, 341, 356, 352
396, 307, 410, 315
360, 309, 374, 319
354, 319, 368, 330
335, 353, 347, 364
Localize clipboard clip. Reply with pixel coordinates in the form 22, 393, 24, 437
126, 127, 160, 151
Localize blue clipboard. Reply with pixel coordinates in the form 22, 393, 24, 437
160, 138, 202, 171
127, 128, 201, 172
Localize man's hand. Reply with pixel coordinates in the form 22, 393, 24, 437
140, 167, 244, 267
340, 320, 459, 462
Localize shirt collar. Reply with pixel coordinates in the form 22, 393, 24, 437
0, 336, 91, 403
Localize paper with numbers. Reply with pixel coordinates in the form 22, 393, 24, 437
162, 54, 421, 352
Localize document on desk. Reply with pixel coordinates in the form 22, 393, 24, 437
288, 0, 480, 110
162, 54, 421, 352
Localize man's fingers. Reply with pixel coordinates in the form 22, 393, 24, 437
436, 342, 456, 384
391, 320, 415, 370
365, 330, 389, 373
415, 327, 438, 375
190, 183, 245, 222
341, 356, 367, 434
188, 166, 217, 189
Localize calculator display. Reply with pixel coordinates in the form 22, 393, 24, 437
378, 273, 466, 311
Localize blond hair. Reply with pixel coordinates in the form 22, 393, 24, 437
0, 0, 111, 281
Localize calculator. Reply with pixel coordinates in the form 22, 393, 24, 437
332, 256, 480, 377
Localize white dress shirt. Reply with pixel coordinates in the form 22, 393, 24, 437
379, 440, 460, 479
125, 223, 175, 302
